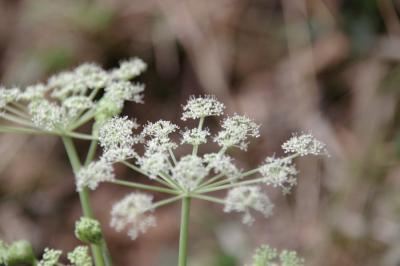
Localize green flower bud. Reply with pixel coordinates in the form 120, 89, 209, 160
6, 240, 36, 266
75, 217, 102, 244
95, 99, 122, 124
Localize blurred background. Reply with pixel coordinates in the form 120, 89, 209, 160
1, 0, 400, 265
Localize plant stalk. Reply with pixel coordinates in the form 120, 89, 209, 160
178, 196, 191, 266
62, 137, 106, 266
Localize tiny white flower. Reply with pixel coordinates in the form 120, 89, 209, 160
74, 63, 109, 89
181, 128, 210, 145
101, 147, 136, 163
67, 246, 93, 266
0, 86, 20, 109
141, 120, 179, 154
62, 96, 93, 117
259, 156, 298, 194
76, 161, 115, 191
19, 84, 49, 101
111, 57, 147, 81
110, 192, 156, 240
50, 74, 88, 100
224, 186, 274, 225
214, 114, 260, 150
282, 133, 328, 156
105, 81, 145, 105
37, 248, 62, 266
28, 100, 70, 131
203, 153, 241, 181
181, 95, 225, 121
137, 152, 170, 179
98, 116, 139, 152
172, 155, 208, 190
142, 120, 179, 138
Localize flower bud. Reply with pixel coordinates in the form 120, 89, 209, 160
6, 240, 36, 266
95, 99, 122, 124
75, 217, 102, 244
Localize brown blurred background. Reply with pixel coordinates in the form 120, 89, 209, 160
1, 0, 400, 265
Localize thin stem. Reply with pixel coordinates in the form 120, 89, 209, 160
151, 195, 184, 209
60, 131, 97, 140
169, 148, 178, 165
0, 113, 34, 127
121, 161, 176, 189
199, 167, 264, 191
190, 194, 225, 204
159, 171, 182, 191
0, 125, 96, 140
196, 177, 266, 193
178, 196, 191, 266
4, 105, 29, 119
85, 140, 98, 165
71, 109, 96, 130
62, 137, 106, 266
83, 126, 113, 266
192, 117, 205, 155
110, 179, 179, 195
196, 173, 224, 190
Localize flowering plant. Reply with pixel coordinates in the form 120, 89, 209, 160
0, 59, 327, 266
0, 58, 147, 266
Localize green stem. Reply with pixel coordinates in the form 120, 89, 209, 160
4, 106, 29, 119
192, 117, 205, 155
197, 173, 224, 190
121, 161, 176, 188
178, 196, 191, 266
61, 137, 106, 266
151, 195, 183, 209
111, 179, 179, 195
196, 177, 266, 193
0, 125, 96, 140
190, 194, 225, 204
84, 135, 113, 266
169, 148, 177, 165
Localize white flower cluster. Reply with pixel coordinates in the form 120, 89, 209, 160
0, 58, 146, 132
141, 120, 179, 153
38, 246, 93, 266
282, 133, 328, 156
181, 95, 225, 121
99, 116, 139, 162
111, 57, 147, 81
203, 153, 241, 181
171, 155, 208, 190
0, 87, 19, 109
110, 193, 156, 240
214, 114, 260, 150
181, 128, 210, 145
37, 248, 62, 266
98, 95, 328, 238
28, 100, 70, 131
67, 246, 93, 266
259, 156, 298, 195
224, 186, 274, 225
76, 161, 115, 191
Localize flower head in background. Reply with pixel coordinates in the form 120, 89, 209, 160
76, 161, 115, 191
0, 58, 146, 136
110, 193, 156, 240
282, 133, 328, 156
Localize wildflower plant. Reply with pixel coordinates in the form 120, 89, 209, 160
0, 58, 147, 266
0, 57, 328, 265
77, 94, 328, 265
